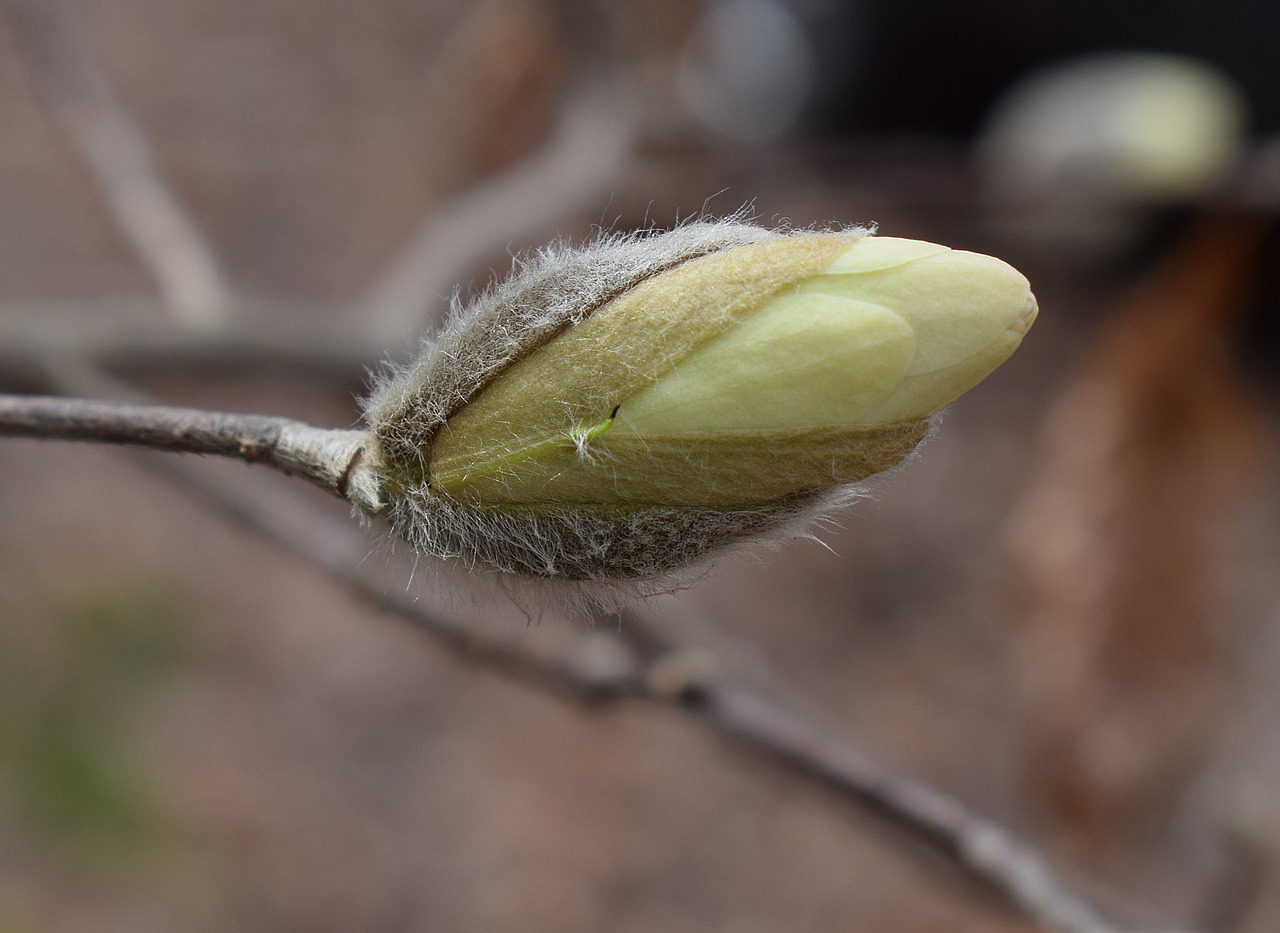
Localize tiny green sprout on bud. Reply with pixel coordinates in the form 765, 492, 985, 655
351, 221, 1036, 597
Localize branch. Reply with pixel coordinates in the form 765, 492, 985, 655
688, 684, 1147, 933
0, 312, 381, 381
0, 393, 364, 496
8, 361, 650, 694
361, 79, 638, 342
0, 375, 1190, 933
2, 0, 233, 328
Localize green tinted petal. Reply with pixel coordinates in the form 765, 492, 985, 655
424, 233, 1036, 510
428, 235, 852, 505
820, 236, 950, 273
799, 238, 1037, 421
618, 293, 915, 433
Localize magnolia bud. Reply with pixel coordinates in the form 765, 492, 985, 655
351, 222, 1036, 593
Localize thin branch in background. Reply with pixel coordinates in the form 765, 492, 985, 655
0, 317, 378, 385
689, 685, 1160, 933
2, 0, 233, 329
1194, 817, 1266, 933
361, 79, 638, 344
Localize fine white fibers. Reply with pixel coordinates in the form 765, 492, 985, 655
383, 481, 887, 614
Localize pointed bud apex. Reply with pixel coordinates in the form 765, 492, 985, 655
353, 222, 1036, 595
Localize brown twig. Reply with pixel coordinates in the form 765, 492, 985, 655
686, 684, 1149, 933
14, 359, 651, 696
0, 393, 364, 497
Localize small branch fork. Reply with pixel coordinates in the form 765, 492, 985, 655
0, 393, 365, 497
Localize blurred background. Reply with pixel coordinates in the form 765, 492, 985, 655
1, 0, 1279, 930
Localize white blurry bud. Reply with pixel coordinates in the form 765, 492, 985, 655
352, 222, 1035, 597
980, 52, 1247, 202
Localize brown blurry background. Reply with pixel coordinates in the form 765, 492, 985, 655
2, 1, 1280, 931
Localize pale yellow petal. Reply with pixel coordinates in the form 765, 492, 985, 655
819, 235, 950, 274
618, 293, 915, 433
799, 239, 1038, 422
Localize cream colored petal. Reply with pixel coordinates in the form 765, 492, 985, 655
855, 293, 1037, 423
618, 293, 915, 433
819, 235, 951, 274
803, 245, 1033, 374
798, 241, 1037, 422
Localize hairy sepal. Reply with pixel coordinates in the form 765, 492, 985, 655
355, 221, 883, 597
351, 218, 1034, 606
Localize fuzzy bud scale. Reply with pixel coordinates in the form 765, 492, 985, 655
354, 222, 1036, 589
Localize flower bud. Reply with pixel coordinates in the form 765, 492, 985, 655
352, 222, 1036, 592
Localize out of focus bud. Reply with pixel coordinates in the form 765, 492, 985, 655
980, 52, 1247, 203
352, 222, 1036, 592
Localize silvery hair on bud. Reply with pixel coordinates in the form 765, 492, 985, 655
351, 218, 881, 609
